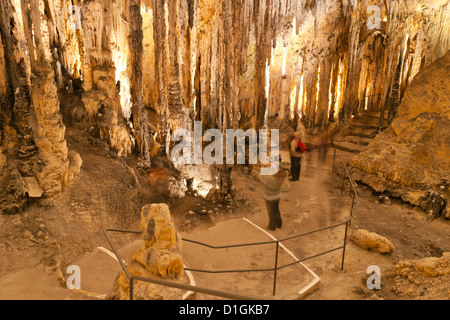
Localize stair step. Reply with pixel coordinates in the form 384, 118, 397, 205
360, 111, 381, 118
344, 135, 373, 146
332, 141, 366, 153
358, 111, 390, 121
351, 131, 376, 139
350, 122, 378, 130
353, 116, 380, 125
346, 125, 377, 138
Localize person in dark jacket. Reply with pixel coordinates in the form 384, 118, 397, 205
289, 132, 304, 181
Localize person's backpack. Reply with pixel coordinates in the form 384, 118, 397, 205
296, 140, 306, 153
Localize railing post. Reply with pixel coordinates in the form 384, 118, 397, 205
341, 221, 349, 271
349, 192, 355, 227
273, 241, 279, 296
129, 278, 134, 301
332, 148, 336, 173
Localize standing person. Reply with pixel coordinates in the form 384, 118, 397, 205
290, 132, 305, 181
260, 163, 288, 231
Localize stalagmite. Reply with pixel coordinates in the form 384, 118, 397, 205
0, 0, 83, 207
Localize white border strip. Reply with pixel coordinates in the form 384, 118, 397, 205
242, 218, 320, 297
182, 266, 196, 300
97, 246, 126, 264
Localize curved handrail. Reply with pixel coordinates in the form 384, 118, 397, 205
103, 228, 271, 300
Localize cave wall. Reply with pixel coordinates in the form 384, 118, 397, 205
349, 51, 450, 219
137, 0, 449, 135
0, 0, 82, 214
2, 0, 445, 146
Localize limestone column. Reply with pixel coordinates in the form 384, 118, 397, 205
129, 0, 151, 164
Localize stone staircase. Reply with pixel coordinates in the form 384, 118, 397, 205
332, 111, 386, 154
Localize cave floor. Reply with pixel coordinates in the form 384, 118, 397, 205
0, 120, 449, 300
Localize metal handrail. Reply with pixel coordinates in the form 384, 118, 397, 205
103, 148, 358, 299
103, 228, 270, 300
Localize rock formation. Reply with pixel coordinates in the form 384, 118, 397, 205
0, 0, 82, 213
394, 252, 450, 299
349, 52, 450, 220
111, 203, 185, 300
350, 228, 395, 254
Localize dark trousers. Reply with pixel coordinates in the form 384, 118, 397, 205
265, 198, 282, 230
290, 156, 302, 180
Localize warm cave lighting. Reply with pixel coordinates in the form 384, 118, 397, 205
315, 65, 321, 112
334, 59, 344, 119
113, 50, 132, 119
292, 17, 297, 37
289, 78, 297, 119
282, 46, 287, 76
264, 55, 271, 126
364, 86, 370, 111
298, 74, 304, 119
12, 0, 31, 82
328, 64, 334, 114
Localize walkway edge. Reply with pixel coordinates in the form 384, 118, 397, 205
242, 218, 321, 299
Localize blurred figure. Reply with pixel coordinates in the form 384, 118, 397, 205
311, 124, 339, 163
289, 132, 305, 181
260, 162, 288, 231
313, 130, 329, 163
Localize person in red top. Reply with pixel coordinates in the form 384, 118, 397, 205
289, 132, 304, 181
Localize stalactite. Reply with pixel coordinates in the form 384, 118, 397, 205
252, 0, 272, 131
129, 0, 150, 164
221, 0, 233, 131
189, 0, 200, 124
387, 52, 403, 124
1, 0, 448, 178
166, 0, 189, 131
231, 0, 244, 130
0, 0, 82, 200
0, 0, 36, 161
316, 56, 332, 128
209, 1, 220, 129
178, 0, 191, 114
152, 0, 169, 153
327, 55, 339, 122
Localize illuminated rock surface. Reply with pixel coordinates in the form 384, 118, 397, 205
349, 52, 450, 220
112, 204, 185, 300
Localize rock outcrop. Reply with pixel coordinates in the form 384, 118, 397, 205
349, 52, 450, 219
394, 252, 450, 299
350, 228, 395, 254
80, 0, 133, 159
111, 204, 185, 300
